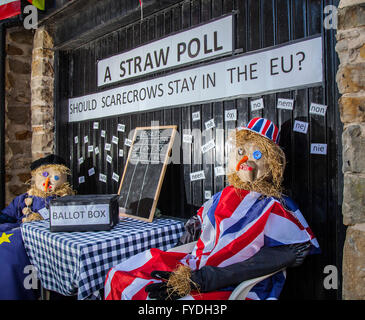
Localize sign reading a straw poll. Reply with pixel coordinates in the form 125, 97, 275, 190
98, 15, 234, 87
69, 36, 323, 123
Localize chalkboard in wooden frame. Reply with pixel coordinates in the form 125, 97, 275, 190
117, 125, 177, 222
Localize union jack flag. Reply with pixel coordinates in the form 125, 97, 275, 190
0, 0, 20, 21
105, 186, 319, 300
138, 0, 143, 20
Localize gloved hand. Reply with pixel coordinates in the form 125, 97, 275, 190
145, 270, 201, 300
145, 271, 179, 300
287, 242, 311, 267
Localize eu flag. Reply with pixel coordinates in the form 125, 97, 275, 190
0, 228, 37, 299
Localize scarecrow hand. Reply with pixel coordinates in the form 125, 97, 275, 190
150, 270, 172, 281
22, 212, 44, 223
146, 267, 202, 300
145, 271, 181, 300
145, 280, 184, 300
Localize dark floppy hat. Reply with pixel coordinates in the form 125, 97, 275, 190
30, 154, 67, 171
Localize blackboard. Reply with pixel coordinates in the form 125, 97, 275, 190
117, 126, 177, 222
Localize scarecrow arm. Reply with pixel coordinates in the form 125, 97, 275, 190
0, 194, 26, 222
190, 242, 311, 293
0, 212, 18, 224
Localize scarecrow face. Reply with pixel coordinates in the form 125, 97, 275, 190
33, 165, 67, 193
227, 137, 268, 183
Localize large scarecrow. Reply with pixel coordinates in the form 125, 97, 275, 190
0, 154, 75, 300
105, 118, 319, 300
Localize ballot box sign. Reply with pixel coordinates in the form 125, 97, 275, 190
49, 194, 119, 232
52, 205, 108, 224
118, 126, 177, 222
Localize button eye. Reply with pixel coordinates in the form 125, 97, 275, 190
42, 171, 49, 177
253, 150, 262, 160
54, 175, 60, 181
237, 148, 244, 156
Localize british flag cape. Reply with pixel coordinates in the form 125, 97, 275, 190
105, 186, 319, 300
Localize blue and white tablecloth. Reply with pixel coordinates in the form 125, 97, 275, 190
21, 217, 185, 300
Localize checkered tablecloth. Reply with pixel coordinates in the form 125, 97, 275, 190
21, 217, 185, 300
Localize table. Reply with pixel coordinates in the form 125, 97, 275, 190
21, 217, 185, 300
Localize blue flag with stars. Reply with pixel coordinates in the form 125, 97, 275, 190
0, 193, 54, 299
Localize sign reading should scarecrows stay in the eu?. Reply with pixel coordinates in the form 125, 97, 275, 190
69, 36, 323, 123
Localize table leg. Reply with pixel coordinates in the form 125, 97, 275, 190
40, 286, 50, 300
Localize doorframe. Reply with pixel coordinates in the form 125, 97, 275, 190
0, 23, 6, 209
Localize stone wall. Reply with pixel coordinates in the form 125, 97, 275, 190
336, 0, 365, 300
4, 25, 55, 206
4, 27, 33, 205
31, 26, 54, 161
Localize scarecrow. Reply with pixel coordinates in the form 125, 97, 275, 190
0, 154, 75, 299
105, 118, 319, 300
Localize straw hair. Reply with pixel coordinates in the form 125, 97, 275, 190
166, 265, 200, 298
227, 129, 286, 199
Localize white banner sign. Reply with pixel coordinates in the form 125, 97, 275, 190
98, 15, 233, 87
69, 36, 323, 123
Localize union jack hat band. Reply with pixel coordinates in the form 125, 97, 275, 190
237, 117, 280, 144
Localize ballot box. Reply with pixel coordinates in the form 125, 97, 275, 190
49, 194, 119, 232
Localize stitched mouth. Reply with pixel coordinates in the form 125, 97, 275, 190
239, 163, 253, 171
236, 156, 248, 171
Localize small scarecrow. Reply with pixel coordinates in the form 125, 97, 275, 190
0, 154, 75, 300
105, 118, 320, 300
